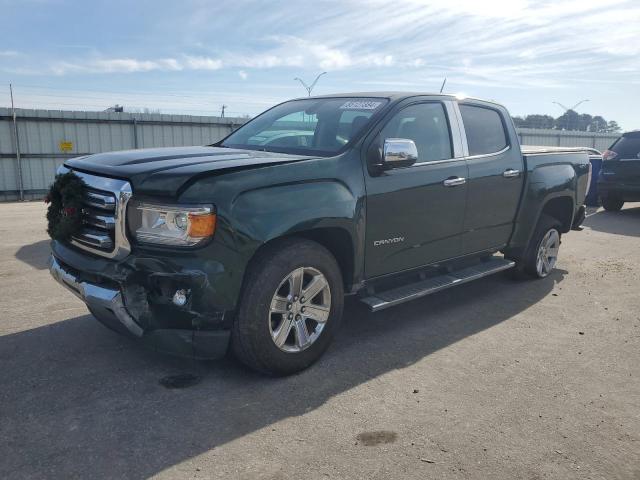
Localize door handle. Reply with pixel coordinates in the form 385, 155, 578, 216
443, 176, 466, 187
503, 169, 520, 178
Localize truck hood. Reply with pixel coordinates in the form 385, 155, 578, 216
64, 146, 314, 196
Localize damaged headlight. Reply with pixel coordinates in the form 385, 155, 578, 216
128, 201, 216, 247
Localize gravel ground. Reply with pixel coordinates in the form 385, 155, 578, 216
1, 202, 639, 480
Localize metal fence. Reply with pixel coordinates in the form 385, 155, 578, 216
0, 107, 620, 201
0, 108, 245, 201
516, 128, 618, 151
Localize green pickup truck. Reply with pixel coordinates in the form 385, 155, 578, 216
48, 93, 590, 375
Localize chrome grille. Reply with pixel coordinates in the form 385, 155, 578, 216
84, 190, 117, 210
57, 166, 132, 260
73, 188, 117, 252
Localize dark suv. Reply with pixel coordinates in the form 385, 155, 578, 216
599, 131, 640, 211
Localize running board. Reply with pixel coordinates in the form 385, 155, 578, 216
360, 257, 515, 312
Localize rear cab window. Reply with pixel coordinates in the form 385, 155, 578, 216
459, 104, 508, 156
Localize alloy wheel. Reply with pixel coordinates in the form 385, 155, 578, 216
536, 229, 560, 277
268, 267, 331, 352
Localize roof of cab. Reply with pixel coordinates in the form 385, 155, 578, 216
295, 91, 504, 107
622, 130, 640, 137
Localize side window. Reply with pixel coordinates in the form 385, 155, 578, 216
379, 103, 452, 163
610, 135, 640, 159
459, 104, 508, 156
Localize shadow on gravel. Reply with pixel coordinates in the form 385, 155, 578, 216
0, 269, 565, 479
14, 239, 50, 270
584, 204, 640, 238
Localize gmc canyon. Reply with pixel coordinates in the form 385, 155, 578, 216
48, 93, 590, 375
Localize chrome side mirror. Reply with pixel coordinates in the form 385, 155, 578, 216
382, 138, 418, 169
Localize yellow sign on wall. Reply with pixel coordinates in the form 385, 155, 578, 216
59, 141, 73, 152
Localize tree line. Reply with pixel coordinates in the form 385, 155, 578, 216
511, 110, 621, 133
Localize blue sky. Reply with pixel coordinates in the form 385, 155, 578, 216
1, 0, 639, 128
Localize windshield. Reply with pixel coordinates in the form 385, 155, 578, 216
221, 97, 388, 156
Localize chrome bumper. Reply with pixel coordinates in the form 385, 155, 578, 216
48, 255, 143, 337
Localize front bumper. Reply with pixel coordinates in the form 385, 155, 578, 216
48, 254, 230, 359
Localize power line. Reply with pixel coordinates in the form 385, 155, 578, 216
9, 82, 281, 105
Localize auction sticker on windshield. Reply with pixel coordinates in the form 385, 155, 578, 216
340, 101, 382, 110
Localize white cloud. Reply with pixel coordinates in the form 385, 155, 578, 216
9, 0, 640, 96
184, 56, 223, 70
0, 50, 20, 57
94, 58, 183, 72
234, 54, 304, 68
48, 56, 225, 74
238, 70, 248, 80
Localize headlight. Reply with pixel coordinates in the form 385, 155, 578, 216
129, 202, 216, 247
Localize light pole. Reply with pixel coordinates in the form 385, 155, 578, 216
552, 99, 590, 112
294, 72, 327, 97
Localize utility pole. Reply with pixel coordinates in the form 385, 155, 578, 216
294, 72, 327, 97
9, 83, 24, 201
221, 105, 227, 118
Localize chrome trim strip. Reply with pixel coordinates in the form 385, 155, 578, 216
84, 190, 116, 211
73, 230, 115, 250
464, 145, 511, 161
519, 149, 581, 157
48, 255, 143, 337
412, 157, 466, 167
83, 211, 116, 231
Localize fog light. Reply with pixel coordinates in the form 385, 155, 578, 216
172, 289, 189, 307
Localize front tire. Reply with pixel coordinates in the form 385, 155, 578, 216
231, 238, 344, 376
601, 197, 624, 211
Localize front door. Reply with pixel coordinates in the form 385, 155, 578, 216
458, 103, 524, 253
364, 101, 468, 278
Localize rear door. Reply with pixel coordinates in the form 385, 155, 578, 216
363, 99, 468, 278
457, 102, 524, 253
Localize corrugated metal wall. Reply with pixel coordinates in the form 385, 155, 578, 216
517, 127, 618, 151
0, 107, 621, 202
0, 108, 244, 201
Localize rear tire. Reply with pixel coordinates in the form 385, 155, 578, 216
514, 214, 562, 279
231, 238, 344, 376
601, 197, 624, 211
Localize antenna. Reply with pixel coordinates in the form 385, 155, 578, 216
439, 77, 447, 93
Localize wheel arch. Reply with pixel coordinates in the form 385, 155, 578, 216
245, 227, 357, 292
506, 191, 575, 261
539, 195, 575, 233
